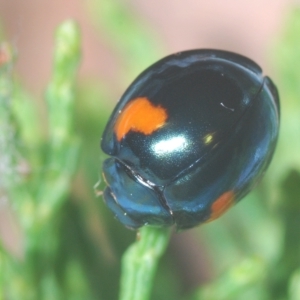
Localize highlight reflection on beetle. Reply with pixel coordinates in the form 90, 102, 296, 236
153, 136, 187, 156
101, 49, 280, 230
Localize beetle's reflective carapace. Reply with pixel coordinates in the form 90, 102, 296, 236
101, 49, 280, 230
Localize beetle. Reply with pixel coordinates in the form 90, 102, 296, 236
100, 49, 280, 230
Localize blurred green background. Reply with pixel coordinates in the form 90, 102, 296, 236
1, 1, 300, 299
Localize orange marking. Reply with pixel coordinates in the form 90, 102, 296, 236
114, 97, 168, 141
206, 190, 235, 222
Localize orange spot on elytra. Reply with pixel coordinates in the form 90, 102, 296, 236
206, 190, 235, 222
114, 97, 168, 141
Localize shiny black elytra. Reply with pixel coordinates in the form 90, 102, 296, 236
101, 49, 280, 230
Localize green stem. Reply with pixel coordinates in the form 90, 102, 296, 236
119, 227, 171, 300
34, 20, 81, 230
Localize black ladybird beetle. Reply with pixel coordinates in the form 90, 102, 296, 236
101, 49, 280, 230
